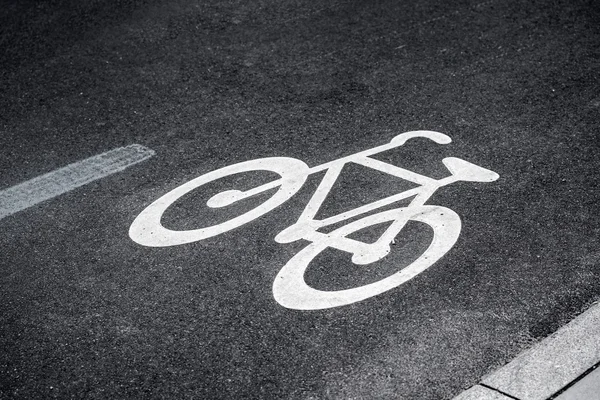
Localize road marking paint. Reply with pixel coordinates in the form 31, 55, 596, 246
453, 301, 600, 400
0, 144, 155, 220
130, 131, 499, 310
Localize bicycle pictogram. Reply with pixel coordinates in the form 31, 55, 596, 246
130, 131, 499, 310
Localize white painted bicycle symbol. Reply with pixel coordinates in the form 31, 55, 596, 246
130, 131, 499, 310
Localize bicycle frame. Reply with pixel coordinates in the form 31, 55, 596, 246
209, 130, 489, 263
274, 133, 456, 256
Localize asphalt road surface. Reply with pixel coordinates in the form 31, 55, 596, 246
1, 0, 599, 398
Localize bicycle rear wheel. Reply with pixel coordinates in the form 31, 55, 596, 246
130, 157, 309, 247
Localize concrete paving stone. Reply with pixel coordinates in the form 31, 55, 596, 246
555, 366, 600, 400
452, 385, 515, 400
481, 302, 600, 400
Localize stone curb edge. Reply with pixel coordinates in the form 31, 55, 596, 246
453, 300, 600, 400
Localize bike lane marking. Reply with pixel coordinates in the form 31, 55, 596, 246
129, 131, 500, 310
454, 300, 600, 400
0, 144, 154, 220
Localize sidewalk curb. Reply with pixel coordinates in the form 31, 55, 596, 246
453, 384, 517, 399
453, 301, 600, 400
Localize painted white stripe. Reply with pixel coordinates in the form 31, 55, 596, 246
454, 300, 600, 400
0, 144, 155, 220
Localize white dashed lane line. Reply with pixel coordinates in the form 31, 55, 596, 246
0, 144, 155, 220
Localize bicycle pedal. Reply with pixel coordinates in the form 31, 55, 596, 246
351, 246, 391, 265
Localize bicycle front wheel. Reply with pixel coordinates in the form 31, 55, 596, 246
130, 157, 309, 247
272, 205, 461, 310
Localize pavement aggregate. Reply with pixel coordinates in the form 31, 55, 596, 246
1, 0, 599, 398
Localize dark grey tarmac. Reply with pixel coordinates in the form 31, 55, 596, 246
1, 0, 599, 398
